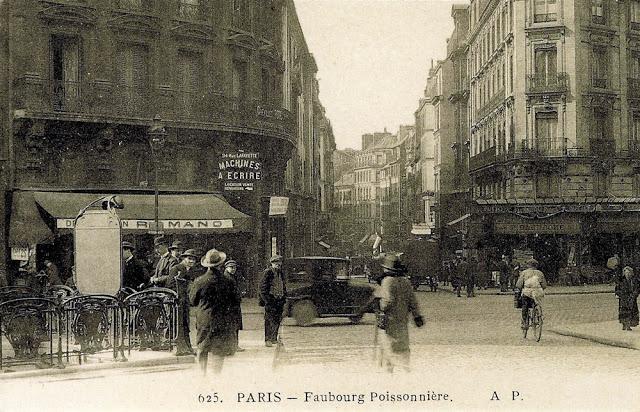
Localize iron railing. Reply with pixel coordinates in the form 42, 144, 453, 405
113, 84, 150, 117
52, 80, 82, 112
592, 77, 608, 89
631, 21, 640, 31
527, 72, 568, 93
534, 13, 557, 23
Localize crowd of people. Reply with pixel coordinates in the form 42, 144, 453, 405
440, 254, 522, 298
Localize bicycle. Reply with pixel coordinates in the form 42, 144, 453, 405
522, 298, 543, 342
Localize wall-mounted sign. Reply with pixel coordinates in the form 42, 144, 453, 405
11, 247, 30, 261
218, 151, 262, 191
58, 219, 233, 230
269, 197, 289, 216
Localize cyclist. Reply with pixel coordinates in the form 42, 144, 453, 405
515, 258, 548, 329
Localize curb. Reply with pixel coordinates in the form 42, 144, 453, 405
548, 328, 639, 350
0, 354, 195, 381
438, 287, 613, 296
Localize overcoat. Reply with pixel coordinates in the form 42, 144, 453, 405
189, 268, 240, 356
123, 257, 148, 290
379, 275, 421, 353
615, 275, 640, 327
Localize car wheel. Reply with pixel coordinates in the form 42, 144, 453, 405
292, 300, 317, 327
349, 314, 363, 324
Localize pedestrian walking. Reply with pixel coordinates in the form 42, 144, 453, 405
168, 248, 201, 356
224, 259, 245, 352
260, 255, 287, 347
122, 241, 148, 290
454, 257, 468, 297
150, 237, 178, 286
499, 255, 511, 292
615, 266, 640, 331
189, 249, 240, 374
375, 254, 423, 373
466, 257, 477, 297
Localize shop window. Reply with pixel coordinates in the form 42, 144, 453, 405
592, 0, 605, 24
51, 35, 81, 112
592, 48, 608, 88
534, 0, 557, 22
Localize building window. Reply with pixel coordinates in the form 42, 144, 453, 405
534, 46, 557, 87
534, 0, 557, 22
232, 61, 248, 103
177, 50, 202, 116
631, 114, 640, 152
535, 111, 559, 155
261, 68, 274, 103
592, 0, 605, 24
51, 35, 81, 112
178, 0, 205, 21
592, 48, 608, 88
632, 0, 640, 29
593, 171, 609, 197
116, 43, 148, 114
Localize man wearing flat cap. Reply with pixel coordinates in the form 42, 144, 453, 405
224, 259, 245, 351
167, 248, 201, 356
189, 249, 240, 374
150, 237, 178, 286
122, 241, 148, 290
259, 255, 287, 347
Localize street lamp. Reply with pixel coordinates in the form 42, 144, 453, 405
148, 115, 167, 235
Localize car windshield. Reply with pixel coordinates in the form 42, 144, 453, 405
285, 259, 350, 282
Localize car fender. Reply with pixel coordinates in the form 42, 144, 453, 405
285, 295, 313, 316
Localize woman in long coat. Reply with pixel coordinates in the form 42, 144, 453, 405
615, 266, 640, 331
189, 249, 240, 374
376, 254, 424, 373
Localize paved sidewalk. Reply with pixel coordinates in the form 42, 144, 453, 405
549, 320, 640, 350
438, 283, 614, 296
0, 299, 270, 380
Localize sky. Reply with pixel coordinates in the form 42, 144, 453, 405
293, 0, 457, 150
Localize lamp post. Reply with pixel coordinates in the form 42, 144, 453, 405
148, 115, 167, 235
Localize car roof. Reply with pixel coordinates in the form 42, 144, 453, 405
285, 256, 350, 262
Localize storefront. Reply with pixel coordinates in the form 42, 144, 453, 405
7, 191, 254, 286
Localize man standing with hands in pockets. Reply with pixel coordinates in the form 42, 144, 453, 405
260, 255, 287, 347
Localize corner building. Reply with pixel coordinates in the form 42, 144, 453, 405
0, 0, 319, 293
467, 0, 640, 279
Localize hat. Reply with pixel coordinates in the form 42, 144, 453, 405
270, 255, 283, 263
225, 259, 237, 267
168, 240, 185, 251
380, 254, 406, 274
180, 249, 199, 259
201, 249, 227, 268
122, 241, 135, 250
526, 258, 539, 268
154, 237, 168, 247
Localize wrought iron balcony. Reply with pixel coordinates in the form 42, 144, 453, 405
469, 146, 497, 171
534, 13, 557, 23
592, 15, 605, 25
527, 73, 568, 94
113, 85, 151, 117
476, 89, 505, 119
629, 78, 640, 98
51, 80, 83, 112
512, 138, 568, 159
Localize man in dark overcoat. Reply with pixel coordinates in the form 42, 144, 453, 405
260, 255, 287, 347
150, 237, 178, 286
453, 257, 468, 298
167, 249, 201, 356
189, 249, 239, 375
122, 241, 147, 290
224, 259, 245, 351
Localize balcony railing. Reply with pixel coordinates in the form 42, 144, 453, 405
592, 78, 608, 89
534, 13, 557, 23
629, 78, 640, 98
527, 72, 568, 93
176, 89, 205, 118
113, 85, 150, 117
469, 146, 497, 171
177, 1, 208, 21
632, 21, 640, 31
476, 89, 505, 119
592, 15, 605, 25
52, 80, 83, 112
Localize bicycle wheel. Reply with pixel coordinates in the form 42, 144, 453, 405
522, 309, 529, 338
533, 306, 543, 342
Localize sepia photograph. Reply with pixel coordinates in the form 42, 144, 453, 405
0, 0, 639, 410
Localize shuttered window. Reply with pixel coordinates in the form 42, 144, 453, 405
51, 35, 81, 111
177, 51, 203, 115
116, 44, 149, 114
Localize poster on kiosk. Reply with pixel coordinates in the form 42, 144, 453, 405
74, 197, 123, 295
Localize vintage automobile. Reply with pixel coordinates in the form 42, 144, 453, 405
401, 238, 441, 291
284, 257, 374, 326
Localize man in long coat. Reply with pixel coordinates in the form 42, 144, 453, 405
260, 255, 287, 347
376, 254, 424, 373
167, 249, 201, 356
615, 266, 640, 331
150, 237, 178, 286
189, 249, 239, 375
122, 242, 147, 290
224, 259, 245, 351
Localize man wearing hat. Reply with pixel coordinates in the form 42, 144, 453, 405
224, 259, 245, 351
168, 240, 184, 262
189, 249, 240, 374
122, 241, 148, 290
515, 258, 547, 329
167, 248, 201, 356
150, 237, 178, 286
259, 255, 287, 347
376, 253, 423, 373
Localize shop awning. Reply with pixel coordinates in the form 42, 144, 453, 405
446, 213, 471, 226
10, 191, 254, 245
9, 192, 54, 247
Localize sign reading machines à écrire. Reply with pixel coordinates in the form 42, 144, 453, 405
218, 151, 262, 191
